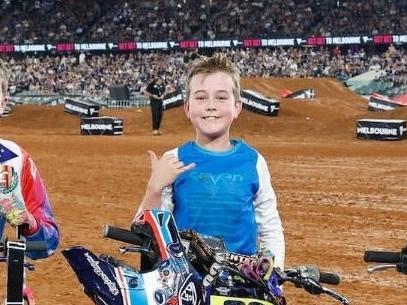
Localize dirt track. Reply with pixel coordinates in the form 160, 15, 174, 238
0, 78, 406, 305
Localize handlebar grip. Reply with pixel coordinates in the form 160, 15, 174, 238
319, 271, 340, 285
25, 241, 48, 252
103, 225, 145, 246
364, 251, 400, 263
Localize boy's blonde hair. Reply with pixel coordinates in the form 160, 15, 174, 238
185, 53, 241, 102
0, 58, 8, 95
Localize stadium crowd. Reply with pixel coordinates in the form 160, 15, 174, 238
5, 45, 406, 98
0, 0, 406, 44
0, 0, 406, 98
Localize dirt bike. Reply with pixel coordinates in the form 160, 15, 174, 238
364, 244, 407, 274
0, 226, 47, 305
62, 209, 349, 305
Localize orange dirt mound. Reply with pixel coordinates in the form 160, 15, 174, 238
0, 78, 406, 305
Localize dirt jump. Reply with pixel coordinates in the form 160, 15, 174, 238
0, 77, 406, 305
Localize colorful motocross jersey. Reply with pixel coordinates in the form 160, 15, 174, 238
0, 138, 59, 259
160, 139, 285, 269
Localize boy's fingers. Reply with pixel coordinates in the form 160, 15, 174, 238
163, 153, 176, 161
174, 161, 184, 168
182, 162, 196, 172
147, 150, 158, 167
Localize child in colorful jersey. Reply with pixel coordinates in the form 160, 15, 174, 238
0, 59, 59, 259
136, 53, 285, 270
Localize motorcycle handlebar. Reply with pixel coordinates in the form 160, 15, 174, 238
0, 240, 47, 253
364, 251, 400, 263
280, 266, 348, 304
319, 271, 340, 285
291, 265, 341, 285
25, 240, 48, 252
103, 225, 145, 246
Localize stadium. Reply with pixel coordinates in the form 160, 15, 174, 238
0, 1, 407, 305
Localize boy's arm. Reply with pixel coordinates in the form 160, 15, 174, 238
139, 182, 164, 210
254, 155, 285, 270
255, 196, 285, 270
134, 187, 174, 226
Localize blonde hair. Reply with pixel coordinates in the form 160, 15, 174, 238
0, 58, 8, 96
185, 53, 240, 102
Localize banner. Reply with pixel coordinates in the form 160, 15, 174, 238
80, 116, 123, 135
64, 98, 100, 117
281, 88, 315, 99
241, 90, 279, 116
2, 34, 407, 54
368, 93, 406, 111
356, 119, 406, 140
162, 90, 183, 110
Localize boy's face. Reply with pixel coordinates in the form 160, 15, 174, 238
184, 71, 242, 141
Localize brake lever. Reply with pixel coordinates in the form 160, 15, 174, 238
367, 263, 397, 273
321, 286, 350, 305
300, 277, 324, 295
119, 245, 150, 254
296, 277, 349, 305
277, 268, 349, 305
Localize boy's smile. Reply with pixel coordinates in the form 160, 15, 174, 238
202, 116, 220, 120
185, 71, 242, 148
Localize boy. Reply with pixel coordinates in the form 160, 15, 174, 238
0, 58, 59, 259
137, 54, 285, 269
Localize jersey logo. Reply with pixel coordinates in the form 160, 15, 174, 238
191, 172, 244, 185
0, 165, 18, 194
0, 144, 18, 163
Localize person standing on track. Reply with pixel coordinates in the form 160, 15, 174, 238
145, 75, 166, 136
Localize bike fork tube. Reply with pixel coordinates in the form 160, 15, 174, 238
6, 241, 25, 305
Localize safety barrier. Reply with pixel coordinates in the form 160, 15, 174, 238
9, 92, 150, 109
102, 99, 150, 109
356, 119, 406, 140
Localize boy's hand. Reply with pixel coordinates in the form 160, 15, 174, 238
146, 150, 195, 193
238, 249, 275, 282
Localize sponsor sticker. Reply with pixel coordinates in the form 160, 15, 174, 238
0, 165, 18, 194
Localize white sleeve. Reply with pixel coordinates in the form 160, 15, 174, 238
254, 154, 285, 270
160, 148, 178, 212
160, 185, 174, 212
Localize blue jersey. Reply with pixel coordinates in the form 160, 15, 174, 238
161, 139, 285, 267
